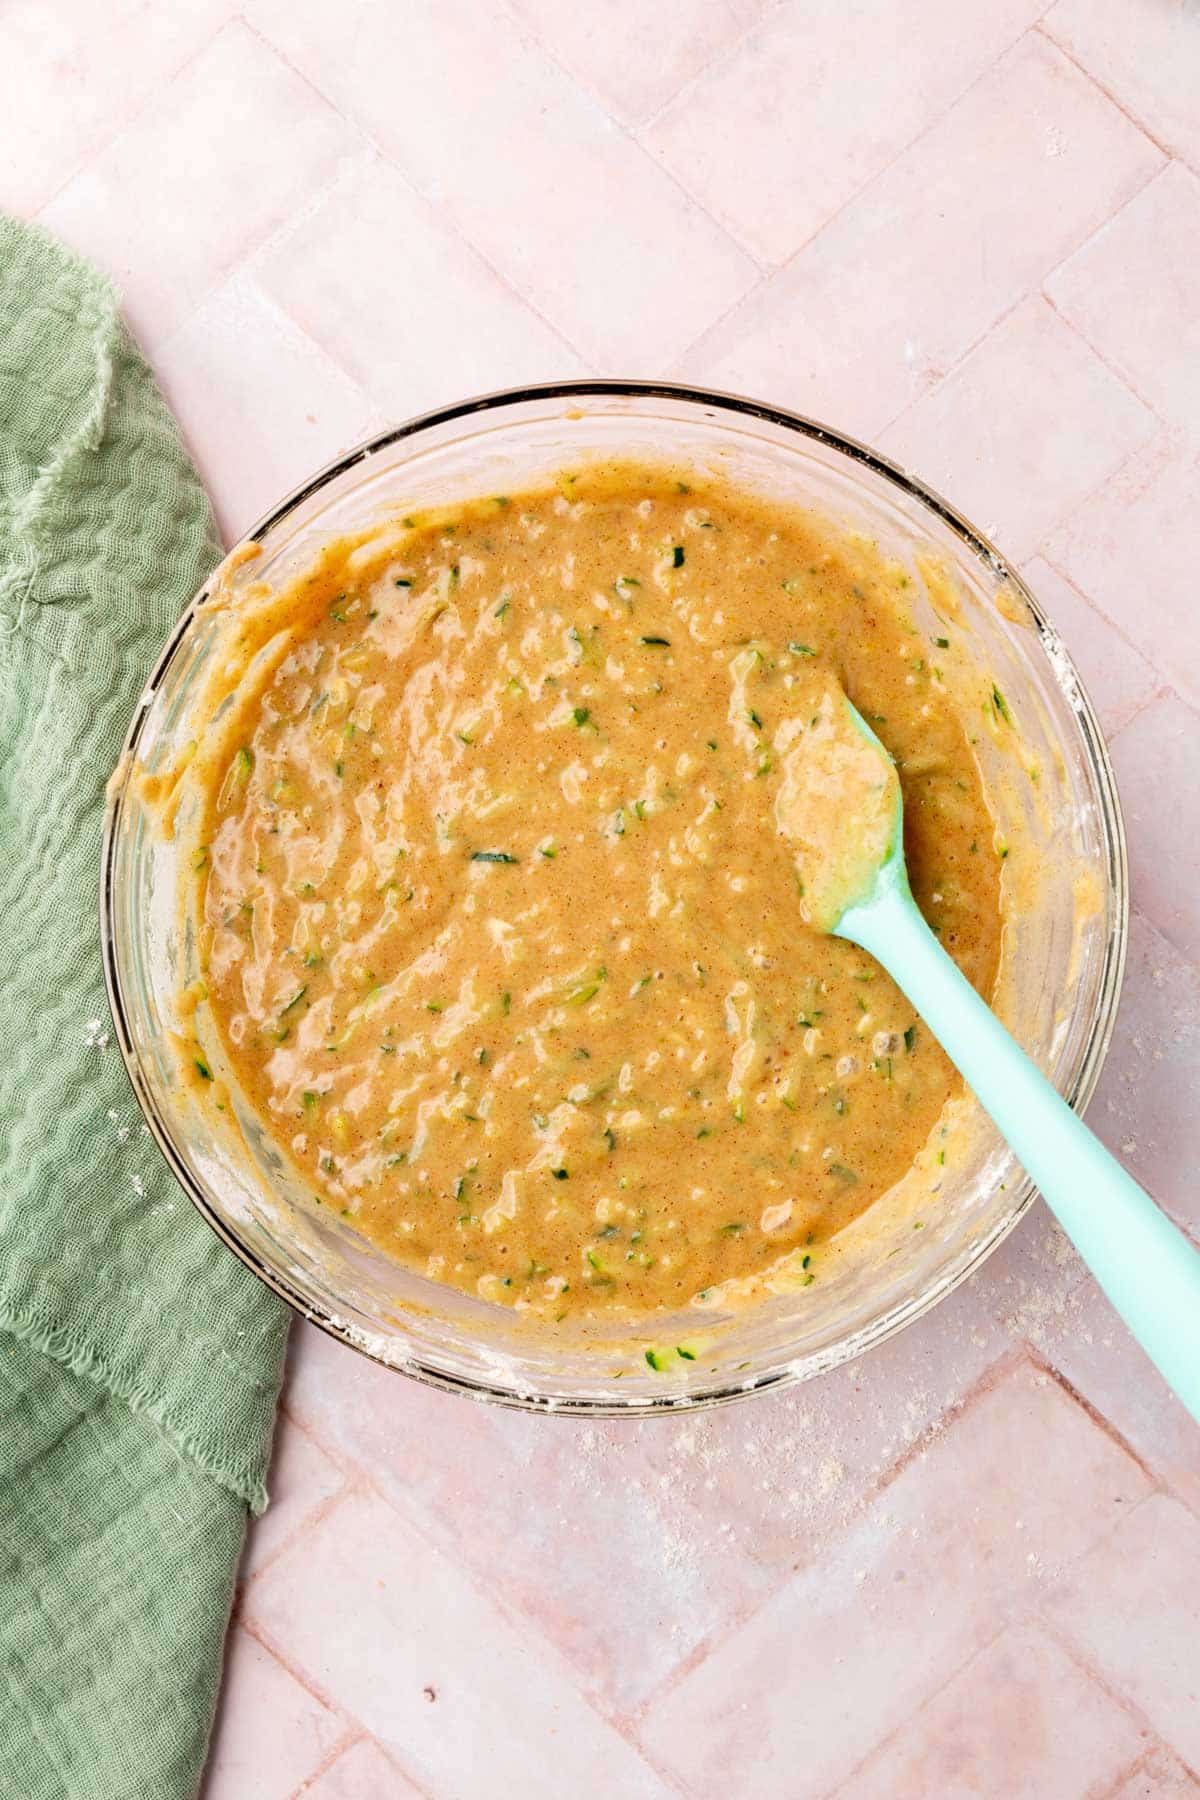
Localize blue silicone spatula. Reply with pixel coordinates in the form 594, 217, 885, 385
778, 685, 1200, 1422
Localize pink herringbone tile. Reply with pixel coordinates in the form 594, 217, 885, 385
506, 0, 764, 128
1034, 1269, 1200, 1523
1047, 164, 1200, 447
1043, 0, 1200, 169
200, 1628, 346, 1800
241, 1412, 347, 1584
154, 273, 378, 545
643, 0, 1049, 265
1086, 909, 1200, 1238
837, 1621, 1148, 1799
243, 1489, 670, 1799
638, 1361, 1150, 1798
37, 20, 355, 351
1046, 1494, 1200, 1770
302, 1737, 425, 1799
1021, 558, 1159, 737
1111, 1746, 1200, 1799
880, 296, 1155, 564
282, 1322, 780, 1715
0, 0, 237, 216
1110, 696, 1200, 968
281, 1194, 1094, 1723
245, 0, 755, 369
631, 1209, 1094, 1589
681, 32, 1161, 440
255, 154, 589, 417
1046, 434, 1200, 713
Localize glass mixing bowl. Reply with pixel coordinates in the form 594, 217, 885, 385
101, 382, 1127, 1413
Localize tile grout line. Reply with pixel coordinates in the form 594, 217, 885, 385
264, 1460, 680, 1786
285, 1723, 365, 1799
909, 119, 1171, 422
666, 25, 1169, 398
228, 1608, 358, 1734
974, 295, 1171, 577
153, 266, 383, 555
644, 0, 1057, 147
1033, 20, 1177, 163
340, 1477, 692, 1789
27, 15, 234, 223
1041, 265, 1173, 422
289, 1729, 440, 1800
1107, 680, 1177, 740
275, 1380, 375, 1484
474, 0, 772, 284
664, 266, 773, 382
628, 1347, 1032, 1727
1125, 900, 1200, 987
1029, 549, 1175, 694
232, 1498, 456, 1800
632, 0, 788, 137
41, 13, 368, 362
1094, 1750, 1153, 1800
855, 1345, 1031, 1503
354, 145, 600, 376
239, 1465, 357, 1594
1107, 676, 1200, 745
236, 14, 603, 376
496, 0, 784, 138
640, 12, 1075, 288
875, 152, 1168, 462
871, 283, 1043, 445
814, 1618, 1017, 1800
1025, 1350, 1161, 1487
1034, 1604, 1200, 1780
239, 1484, 376, 1714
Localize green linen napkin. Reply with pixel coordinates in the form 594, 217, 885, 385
0, 215, 289, 1800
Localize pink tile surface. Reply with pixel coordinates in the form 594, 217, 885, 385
8, 5, 1200, 1794
681, 33, 1162, 438
1112, 1746, 1200, 1800
838, 1622, 1149, 1799
1046, 433, 1200, 713
37, 21, 355, 350
504, 0, 764, 129
880, 296, 1156, 564
1110, 695, 1200, 966
243, 1489, 670, 1798
200, 1627, 347, 1800
1046, 1494, 1200, 1769
1047, 163, 1200, 446
282, 1317, 781, 1715
1031, 1263, 1200, 1522
245, 0, 757, 368
638, 1360, 1152, 1798
302, 1738, 425, 1800
154, 273, 379, 544
0, 0, 238, 216
239, 1411, 347, 1584
1021, 557, 1160, 737
1086, 909, 1200, 1239
1043, 0, 1200, 168
281, 1211, 1094, 1719
254, 154, 589, 415
644, 0, 1049, 264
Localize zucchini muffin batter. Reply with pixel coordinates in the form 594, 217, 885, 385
188, 466, 1002, 1321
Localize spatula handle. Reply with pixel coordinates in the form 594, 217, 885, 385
848, 888, 1200, 1423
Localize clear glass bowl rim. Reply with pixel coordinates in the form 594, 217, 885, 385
100, 378, 1129, 1415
